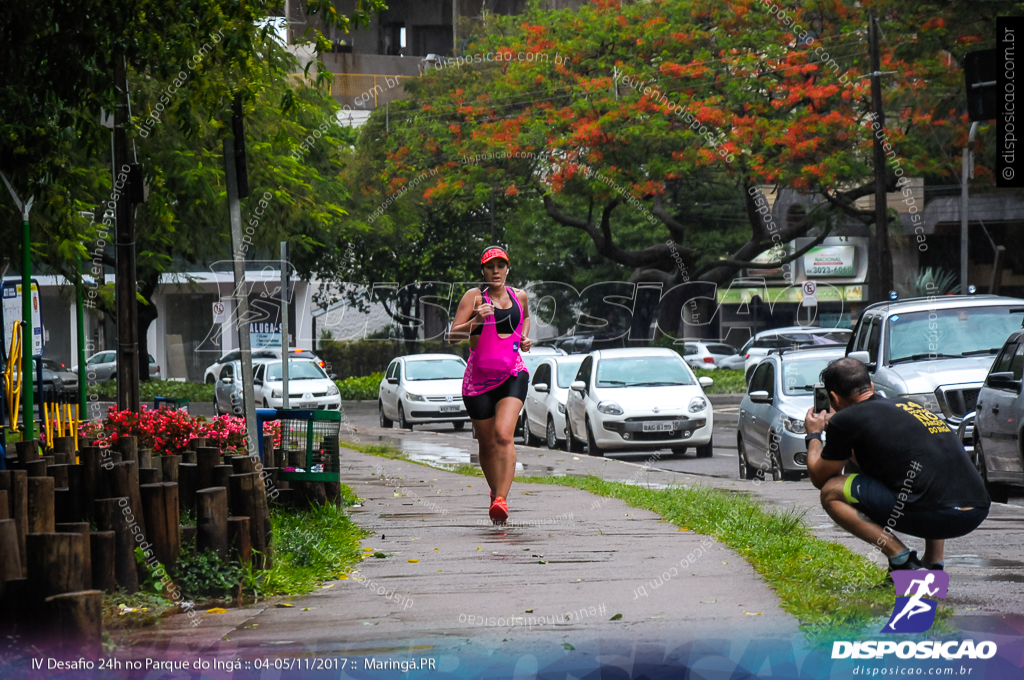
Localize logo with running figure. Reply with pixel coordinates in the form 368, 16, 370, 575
882, 570, 949, 633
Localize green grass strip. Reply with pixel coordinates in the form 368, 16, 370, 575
342, 440, 964, 638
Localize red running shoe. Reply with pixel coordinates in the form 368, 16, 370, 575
489, 490, 496, 506
489, 496, 509, 524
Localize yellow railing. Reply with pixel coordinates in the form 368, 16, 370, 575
43, 395, 80, 452
4, 323, 22, 430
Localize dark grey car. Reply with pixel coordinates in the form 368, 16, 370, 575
969, 329, 1024, 503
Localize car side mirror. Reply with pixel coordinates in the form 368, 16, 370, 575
330, 373, 338, 380
698, 376, 714, 388
534, 382, 549, 393
848, 351, 872, 366
570, 380, 586, 392
220, 377, 233, 385
253, 379, 262, 386
749, 390, 771, 403
988, 371, 1023, 391
387, 377, 399, 385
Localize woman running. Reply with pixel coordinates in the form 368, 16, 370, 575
450, 246, 531, 524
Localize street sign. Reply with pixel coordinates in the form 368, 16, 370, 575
1, 280, 44, 360
212, 301, 228, 324
801, 280, 818, 307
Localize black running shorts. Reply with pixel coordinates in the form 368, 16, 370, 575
463, 372, 529, 421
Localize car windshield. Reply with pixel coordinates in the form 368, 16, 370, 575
556, 358, 586, 388
405, 358, 466, 381
267, 361, 327, 381
888, 306, 1024, 364
596, 356, 694, 387
521, 354, 547, 374
782, 357, 839, 395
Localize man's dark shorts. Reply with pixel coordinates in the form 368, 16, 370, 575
844, 474, 989, 540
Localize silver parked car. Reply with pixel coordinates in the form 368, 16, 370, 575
967, 328, 1024, 503
676, 341, 741, 371
76, 351, 161, 381
846, 295, 1024, 449
737, 346, 846, 481
740, 326, 852, 383
522, 354, 586, 449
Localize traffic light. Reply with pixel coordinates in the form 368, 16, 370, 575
965, 49, 997, 122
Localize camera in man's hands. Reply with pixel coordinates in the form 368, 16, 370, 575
813, 383, 830, 414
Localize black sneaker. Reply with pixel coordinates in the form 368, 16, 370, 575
887, 550, 925, 574
922, 562, 944, 571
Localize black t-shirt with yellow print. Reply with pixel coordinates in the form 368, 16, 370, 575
821, 394, 990, 511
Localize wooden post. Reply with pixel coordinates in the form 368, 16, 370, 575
178, 463, 198, 513
137, 448, 152, 470
53, 436, 76, 457
187, 437, 206, 452
44, 590, 102, 656
66, 464, 85, 522
196, 487, 228, 559
161, 455, 180, 483
182, 449, 197, 464
116, 435, 138, 464
80, 447, 103, 511
15, 440, 40, 465
227, 516, 251, 565
139, 468, 159, 485
0, 490, 6, 520
105, 461, 143, 530
24, 459, 47, 478
0, 578, 30, 635
27, 532, 89, 598
52, 452, 68, 465
49, 463, 69, 489
90, 531, 116, 593
229, 473, 269, 567
213, 465, 233, 508
54, 523, 91, 591
140, 483, 180, 569
324, 481, 341, 507
230, 455, 256, 474
0, 470, 28, 575
93, 498, 138, 593
0, 519, 21, 584
54, 488, 73, 525
27, 477, 55, 534
196, 447, 220, 491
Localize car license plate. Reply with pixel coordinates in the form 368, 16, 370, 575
440, 405, 461, 413
301, 402, 317, 409
642, 422, 674, 432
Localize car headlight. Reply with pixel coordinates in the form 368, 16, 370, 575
782, 416, 806, 434
557, 403, 566, 414
597, 401, 624, 415
688, 397, 707, 413
405, 393, 425, 402
271, 389, 282, 398
899, 392, 942, 415
327, 384, 339, 396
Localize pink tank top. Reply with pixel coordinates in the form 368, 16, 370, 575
462, 286, 528, 397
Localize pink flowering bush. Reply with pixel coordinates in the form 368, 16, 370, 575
81, 406, 282, 454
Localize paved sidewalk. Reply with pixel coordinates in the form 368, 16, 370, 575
128, 447, 797, 657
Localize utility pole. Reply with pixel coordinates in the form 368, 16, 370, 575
961, 122, 980, 293
75, 257, 87, 418
225, 128, 259, 457
868, 11, 893, 303
114, 52, 141, 412
280, 241, 290, 410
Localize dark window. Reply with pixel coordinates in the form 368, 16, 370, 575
577, 357, 593, 386
533, 363, 551, 386
992, 342, 1017, 375
707, 343, 738, 355
866, 318, 881, 363
749, 364, 769, 394
681, 343, 698, 356
219, 364, 234, 380
1011, 344, 1024, 381
253, 364, 264, 382
763, 363, 776, 399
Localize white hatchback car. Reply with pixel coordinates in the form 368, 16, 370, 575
522, 354, 586, 449
564, 348, 714, 457
379, 354, 469, 430
254, 359, 341, 410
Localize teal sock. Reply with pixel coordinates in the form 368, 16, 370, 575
888, 549, 911, 567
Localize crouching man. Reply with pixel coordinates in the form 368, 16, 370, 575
805, 358, 990, 573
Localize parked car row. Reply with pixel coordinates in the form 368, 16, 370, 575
735, 295, 1024, 497
377, 346, 717, 458
213, 355, 339, 415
